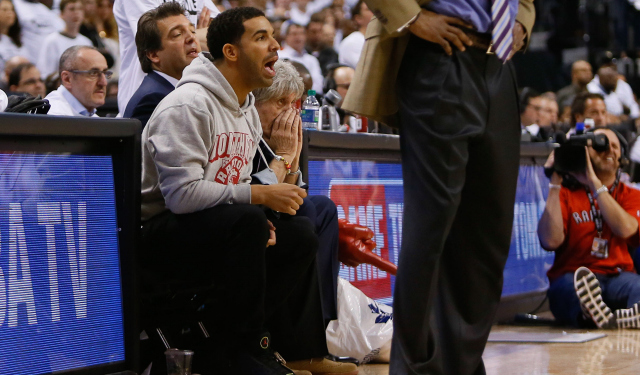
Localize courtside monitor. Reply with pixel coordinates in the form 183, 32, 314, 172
0, 114, 140, 375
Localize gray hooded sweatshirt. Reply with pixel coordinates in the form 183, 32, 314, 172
141, 53, 262, 221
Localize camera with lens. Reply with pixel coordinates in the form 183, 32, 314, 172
553, 133, 610, 174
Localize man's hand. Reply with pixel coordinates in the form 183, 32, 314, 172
251, 183, 307, 215
544, 152, 563, 185
266, 220, 276, 247
197, 6, 211, 29
570, 147, 601, 192
268, 108, 300, 162
506, 21, 526, 61
408, 9, 473, 56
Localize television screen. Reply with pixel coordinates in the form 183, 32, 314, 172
0, 114, 139, 375
0, 153, 124, 374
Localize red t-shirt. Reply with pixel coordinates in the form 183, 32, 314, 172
547, 182, 640, 282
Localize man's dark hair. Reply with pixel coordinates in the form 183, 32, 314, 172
8, 62, 34, 87
136, 2, 187, 74
351, 0, 365, 18
518, 87, 539, 115
307, 11, 325, 27
570, 92, 605, 126
59, 0, 81, 13
207, 7, 265, 60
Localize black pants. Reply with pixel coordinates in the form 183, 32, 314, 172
391, 36, 520, 375
139, 204, 328, 362
297, 195, 340, 323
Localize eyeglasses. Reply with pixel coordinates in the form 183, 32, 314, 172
68, 69, 113, 80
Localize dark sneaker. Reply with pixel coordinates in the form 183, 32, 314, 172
226, 332, 297, 375
574, 267, 615, 328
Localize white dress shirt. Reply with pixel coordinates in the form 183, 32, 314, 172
587, 75, 640, 119
278, 45, 324, 94
338, 31, 365, 69
45, 85, 98, 117
113, 0, 219, 114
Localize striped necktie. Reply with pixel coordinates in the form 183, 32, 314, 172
491, 0, 513, 62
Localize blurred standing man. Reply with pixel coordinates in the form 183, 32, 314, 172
556, 60, 592, 111
342, 0, 535, 374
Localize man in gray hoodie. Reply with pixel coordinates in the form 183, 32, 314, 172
140, 7, 338, 375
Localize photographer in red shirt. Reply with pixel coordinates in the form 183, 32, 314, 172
538, 128, 640, 328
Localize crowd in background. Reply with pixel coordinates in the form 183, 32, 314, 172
3, 0, 640, 139
0, 0, 377, 120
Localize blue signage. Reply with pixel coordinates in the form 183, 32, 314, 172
308, 159, 554, 303
0, 153, 125, 375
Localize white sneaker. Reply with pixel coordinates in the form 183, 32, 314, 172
615, 303, 640, 329
574, 267, 615, 328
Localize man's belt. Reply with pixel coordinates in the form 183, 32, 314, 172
456, 27, 493, 53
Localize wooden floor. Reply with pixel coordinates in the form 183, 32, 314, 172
357, 324, 640, 374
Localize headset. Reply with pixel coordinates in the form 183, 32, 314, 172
323, 63, 350, 94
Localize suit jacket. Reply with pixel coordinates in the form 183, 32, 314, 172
123, 71, 175, 130
342, 0, 536, 127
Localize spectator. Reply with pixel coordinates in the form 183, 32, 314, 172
539, 92, 559, 127
45, 45, 109, 116
557, 60, 592, 111
96, 0, 118, 41
11, 0, 64, 63
252, 59, 339, 324
278, 21, 323, 93
307, 12, 338, 76
37, 0, 93, 80
1, 53, 26, 89
338, 0, 371, 69
519, 87, 543, 139
123, 2, 201, 129
305, 11, 324, 53
570, 92, 609, 130
7, 62, 45, 97
326, 64, 352, 108
139, 8, 354, 374
289, 59, 312, 103
80, 0, 119, 76
113, 0, 219, 114
0, 0, 25, 75
538, 128, 640, 329
268, 15, 286, 45
587, 64, 640, 120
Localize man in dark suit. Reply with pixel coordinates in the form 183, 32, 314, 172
123, 2, 201, 129
343, 1, 535, 374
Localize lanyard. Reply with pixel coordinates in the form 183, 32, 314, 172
585, 169, 621, 237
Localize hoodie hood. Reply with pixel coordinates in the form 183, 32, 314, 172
178, 52, 255, 115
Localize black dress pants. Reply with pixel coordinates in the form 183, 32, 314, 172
139, 204, 328, 364
390, 36, 520, 375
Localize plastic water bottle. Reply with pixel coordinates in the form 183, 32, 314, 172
301, 90, 320, 130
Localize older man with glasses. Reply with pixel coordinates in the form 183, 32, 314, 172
45, 45, 111, 117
